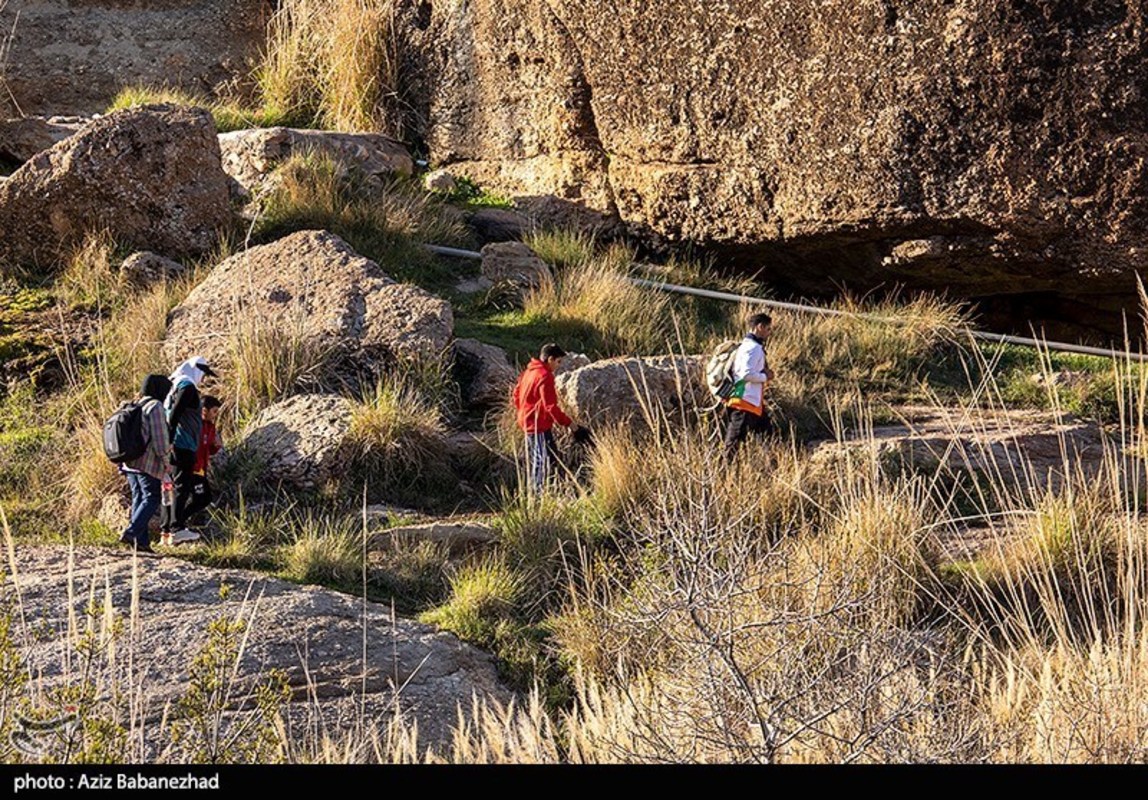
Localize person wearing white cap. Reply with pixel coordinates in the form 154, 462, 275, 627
161, 356, 218, 545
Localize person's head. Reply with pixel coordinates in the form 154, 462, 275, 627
539, 343, 567, 371
747, 312, 773, 340
202, 395, 222, 424
140, 373, 172, 402
170, 355, 218, 387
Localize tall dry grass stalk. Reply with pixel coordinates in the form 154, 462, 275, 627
523, 245, 697, 354
343, 374, 452, 502
227, 322, 334, 425
0, 1, 17, 117
255, 152, 469, 277
258, 0, 402, 135
768, 294, 967, 435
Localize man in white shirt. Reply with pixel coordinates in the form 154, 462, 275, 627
723, 312, 775, 461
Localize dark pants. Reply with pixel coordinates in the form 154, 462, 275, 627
183, 474, 214, 522
124, 471, 160, 546
161, 448, 198, 532
723, 407, 774, 461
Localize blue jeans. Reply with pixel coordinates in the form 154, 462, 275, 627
525, 431, 558, 492
124, 471, 160, 546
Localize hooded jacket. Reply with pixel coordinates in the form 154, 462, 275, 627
165, 358, 208, 453
512, 358, 572, 434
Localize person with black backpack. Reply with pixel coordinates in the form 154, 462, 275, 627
116, 374, 173, 554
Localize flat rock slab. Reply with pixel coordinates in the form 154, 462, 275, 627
6, 544, 513, 752
372, 521, 499, 555
813, 405, 1110, 489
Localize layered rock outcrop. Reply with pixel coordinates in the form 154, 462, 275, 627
396, 1, 1148, 338
1, 0, 269, 116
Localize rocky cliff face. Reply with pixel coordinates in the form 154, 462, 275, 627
1, 0, 269, 116
397, 0, 1148, 338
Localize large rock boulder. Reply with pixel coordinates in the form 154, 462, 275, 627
553, 352, 591, 377
219, 127, 414, 200
0, 116, 86, 164
394, 1, 1148, 339
556, 355, 706, 427
0, 105, 232, 268
453, 338, 516, 407
236, 394, 354, 492
480, 242, 552, 289
9, 544, 512, 756
1, 0, 268, 116
164, 230, 454, 378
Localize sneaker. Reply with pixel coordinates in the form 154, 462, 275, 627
119, 533, 134, 547
160, 532, 173, 546
134, 542, 160, 556
170, 528, 201, 545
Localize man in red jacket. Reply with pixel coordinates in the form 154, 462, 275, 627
512, 343, 577, 491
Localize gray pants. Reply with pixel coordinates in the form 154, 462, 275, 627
525, 431, 559, 491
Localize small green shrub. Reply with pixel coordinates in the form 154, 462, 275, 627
282, 513, 362, 587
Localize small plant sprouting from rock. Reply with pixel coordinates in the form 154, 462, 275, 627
169, 583, 289, 764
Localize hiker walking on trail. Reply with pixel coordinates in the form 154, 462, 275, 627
161, 356, 217, 545
181, 394, 223, 527
512, 343, 578, 491
723, 312, 775, 461
118, 373, 173, 555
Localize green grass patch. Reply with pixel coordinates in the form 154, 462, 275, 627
453, 309, 602, 366
438, 176, 514, 210
107, 86, 303, 133
253, 153, 473, 288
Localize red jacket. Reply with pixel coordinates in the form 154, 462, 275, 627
193, 420, 223, 475
512, 359, 572, 433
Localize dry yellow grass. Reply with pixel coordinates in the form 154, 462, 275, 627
258, 0, 401, 135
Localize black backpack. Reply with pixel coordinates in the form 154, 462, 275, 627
103, 400, 149, 464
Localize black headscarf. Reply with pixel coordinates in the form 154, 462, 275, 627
141, 373, 173, 402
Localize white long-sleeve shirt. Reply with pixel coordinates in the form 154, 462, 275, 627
731, 335, 770, 409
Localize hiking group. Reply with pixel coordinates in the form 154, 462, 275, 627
105, 356, 223, 555
106, 313, 774, 547
510, 311, 775, 492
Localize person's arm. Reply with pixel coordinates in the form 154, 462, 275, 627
541, 373, 573, 427
148, 402, 170, 465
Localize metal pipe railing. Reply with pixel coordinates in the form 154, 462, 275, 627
424, 244, 1148, 363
